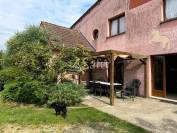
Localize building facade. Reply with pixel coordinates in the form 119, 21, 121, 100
72, 0, 177, 99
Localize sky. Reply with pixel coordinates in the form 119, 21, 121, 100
0, 0, 96, 50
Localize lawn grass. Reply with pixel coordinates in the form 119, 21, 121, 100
0, 100, 150, 133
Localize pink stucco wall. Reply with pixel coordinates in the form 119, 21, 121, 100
73, 0, 177, 55
124, 60, 145, 96
73, 0, 177, 96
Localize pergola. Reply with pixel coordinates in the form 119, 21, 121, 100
90, 50, 149, 106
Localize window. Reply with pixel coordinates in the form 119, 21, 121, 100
110, 15, 125, 37
93, 29, 99, 40
164, 0, 177, 20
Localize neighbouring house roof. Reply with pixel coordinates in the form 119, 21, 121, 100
71, 0, 102, 28
40, 21, 95, 51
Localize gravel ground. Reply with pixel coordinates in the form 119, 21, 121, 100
0, 122, 116, 133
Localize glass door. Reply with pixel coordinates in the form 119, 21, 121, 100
152, 56, 166, 97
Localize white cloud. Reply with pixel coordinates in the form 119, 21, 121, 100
0, 0, 96, 50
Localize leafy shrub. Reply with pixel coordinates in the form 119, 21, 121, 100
48, 83, 86, 106
0, 81, 3, 91
17, 80, 48, 104
1, 81, 19, 101
1, 79, 48, 105
0, 67, 27, 91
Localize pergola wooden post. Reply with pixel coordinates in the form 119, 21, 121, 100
144, 60, 147, 97
110, 53, 115, 105
140, 59, 148, 97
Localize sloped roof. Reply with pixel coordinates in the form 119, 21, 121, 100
71, 0, 102, 28
40, 21, 95, 51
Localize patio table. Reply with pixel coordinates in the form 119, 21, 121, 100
89, 81, 122, 96
97, 81, 122, 86
89, 81, 122, 86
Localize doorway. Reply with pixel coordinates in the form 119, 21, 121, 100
152, 55, 177, 100
114, 58, 124, 85
166, 55, 177, 100
151, 56, 166, 97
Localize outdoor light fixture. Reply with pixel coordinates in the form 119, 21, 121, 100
118, 54, 130, 59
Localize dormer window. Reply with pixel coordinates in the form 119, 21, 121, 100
109, 14, 125, 37
164, 0, 177, 20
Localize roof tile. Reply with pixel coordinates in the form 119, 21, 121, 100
40, 21, 95, 51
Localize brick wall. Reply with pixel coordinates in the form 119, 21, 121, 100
91, 68, 108, 81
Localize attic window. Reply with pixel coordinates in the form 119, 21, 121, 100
93, 29, 99, 40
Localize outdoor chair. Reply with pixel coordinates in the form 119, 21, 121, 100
88, 81, 103, 96
122, 79, 141, 101
94, 82, 104, 96
88, 82, 95, 94
115, 87, 124, 98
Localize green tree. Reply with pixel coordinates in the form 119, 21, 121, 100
0, 25, 91, 105
5, 26, 91, 82
50, 44, 91, 82
0, 50, 3, 69
6, 26, 51, 81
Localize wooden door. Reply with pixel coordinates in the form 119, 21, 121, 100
152, 56, 166, 97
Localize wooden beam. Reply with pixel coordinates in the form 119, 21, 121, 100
110, 53, 115, 105
91, 50, 148, 60
139, 59, 146, 64
144, 59, 148, 97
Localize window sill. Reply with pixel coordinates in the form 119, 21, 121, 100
160, 17, 177, 25
106, 32, 125, 39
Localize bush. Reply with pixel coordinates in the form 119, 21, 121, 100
17, 80, 48, 104
1, 78, 86, 106
1, 79, 48, 105
0, 67, 27, 91
1, 81, 19, 101
48, 83, 86, 106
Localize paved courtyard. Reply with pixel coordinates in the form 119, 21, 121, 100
83, 96, 177, 133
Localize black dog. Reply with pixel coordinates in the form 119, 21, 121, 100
51, 102, 67, 118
